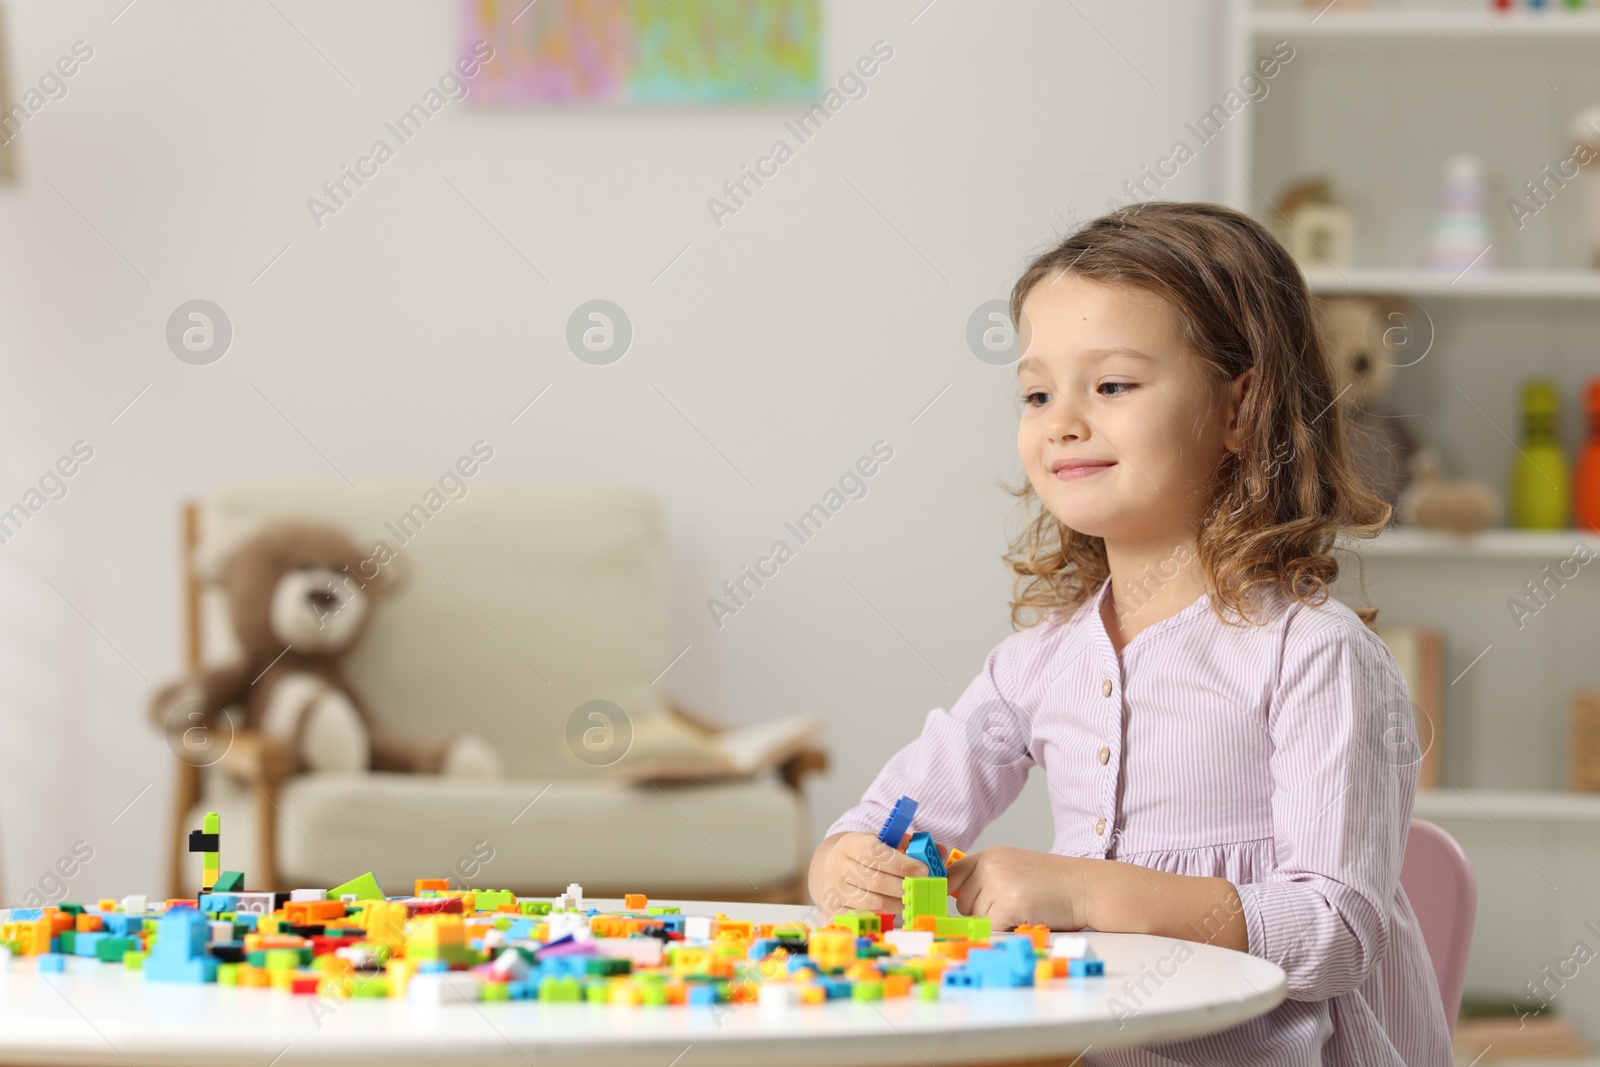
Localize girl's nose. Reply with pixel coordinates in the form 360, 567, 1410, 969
1047, 398, 1088, 441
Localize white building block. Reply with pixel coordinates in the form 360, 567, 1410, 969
1048, 933, 1096, 959
885, 930, 935, 956
759, 982, 800, 1007
408, 971, 483, 1004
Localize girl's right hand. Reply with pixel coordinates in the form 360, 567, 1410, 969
808, 830, 951, 915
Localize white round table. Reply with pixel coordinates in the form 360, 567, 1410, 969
0, 898, 1287, 1067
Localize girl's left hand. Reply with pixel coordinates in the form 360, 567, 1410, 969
944, 846, 1089, 931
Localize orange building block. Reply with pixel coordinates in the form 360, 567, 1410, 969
1013, 924, 1049, 951
414, 879, 450, 895
284, 900, 347, 926
75, 914, 104, 933
623, 894, 647, 910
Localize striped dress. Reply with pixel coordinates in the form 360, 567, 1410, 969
825, 575, 1454, 1065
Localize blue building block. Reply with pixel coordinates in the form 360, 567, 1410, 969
73, 932, 107, 958
748, 937, 784, 960
963, 936, 1036, 989
876, 796, 918, 848
100, 914, 144, 937
39, 953, 67, 973
145, 908, 219, 983
198, 893, 238, 914
906, 831, 945, 878
819, 976, 853, 999
785, 954, 814, 974
686, 984, 718, 1005
941, 966, 977, 987
1068, 958, 1104, 977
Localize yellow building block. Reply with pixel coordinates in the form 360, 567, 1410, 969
363, 901, 408, 946
387, 958, 418, 998
807, 928, 857, 971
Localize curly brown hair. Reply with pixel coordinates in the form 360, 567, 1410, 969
1001, 201, 1389, 630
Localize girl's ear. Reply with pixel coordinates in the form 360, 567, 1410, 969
1224, 367, 1255, 454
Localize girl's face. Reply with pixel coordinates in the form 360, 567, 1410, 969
1016, 273, 1248, 550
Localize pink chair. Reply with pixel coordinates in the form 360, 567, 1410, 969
1399, 818, 1477, 1034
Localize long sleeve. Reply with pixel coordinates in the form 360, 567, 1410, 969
825, 631, 1038, 852
1234, 614, 1418, 1001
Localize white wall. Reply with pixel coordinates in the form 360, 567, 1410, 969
0, 0, 1222, 904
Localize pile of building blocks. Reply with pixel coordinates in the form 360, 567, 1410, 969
0, 805, 1102, 1005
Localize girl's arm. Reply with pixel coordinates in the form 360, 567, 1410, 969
1080, 861, 1248, 953
946, 847, 1248, 953
812, 632, 1040, 899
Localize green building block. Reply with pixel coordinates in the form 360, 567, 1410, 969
95, 937, 138, 962
645, 906, 681, 915
407, 944, 478, 966
933, 915, 990, 941
539, 976, 583, 1002
482, 981, 511, 1001
58, 931, 76, 954
852, 980, 884, 1000
328, 871, 384, 902
832, 911, 881, 937
351, 975, 389, 998
123, 950, 146, 970
916, 979, 940, 1000
902, 876, 947, 922
218, 963, 241, 986
264, 948, 305, 971
212, 871, 245, 893
474, 890, 516, 911
58, 903, 85, 916
519, 901, 553, 916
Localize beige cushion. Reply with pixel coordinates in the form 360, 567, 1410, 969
196, 483, 668, 779
194, 772, 804, 895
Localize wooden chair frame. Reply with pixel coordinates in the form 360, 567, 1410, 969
165, 500, 829, 903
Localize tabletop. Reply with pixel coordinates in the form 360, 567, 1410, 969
0, 897, 1287, 1067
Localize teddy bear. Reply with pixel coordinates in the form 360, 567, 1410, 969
1315, 294, 1500, 534
150, 519, 503, 778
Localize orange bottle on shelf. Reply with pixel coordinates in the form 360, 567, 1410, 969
1579, 378, 1600, 532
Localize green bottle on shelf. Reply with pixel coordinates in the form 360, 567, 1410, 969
1509, 378, 1569, 530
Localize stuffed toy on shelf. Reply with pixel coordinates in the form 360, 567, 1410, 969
149, 519, 504, 779
1315, 294, 1500, 534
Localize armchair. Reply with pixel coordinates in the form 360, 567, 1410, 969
163, 485, 828, 903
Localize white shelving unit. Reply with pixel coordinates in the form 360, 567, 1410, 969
1301, 266, 1600, 298
1228, 0, 1600, 1042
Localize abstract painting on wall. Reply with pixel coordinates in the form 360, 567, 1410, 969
461, 0, 821, 105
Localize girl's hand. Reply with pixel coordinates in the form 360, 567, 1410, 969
808, 831, 953, 916
945, 846, 1090, 931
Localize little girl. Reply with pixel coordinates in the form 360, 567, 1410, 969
809, 202, 1453, 1065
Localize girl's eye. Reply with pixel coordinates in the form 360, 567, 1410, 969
1098, 381, 1136, 397
1023, 391, 1049, 407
